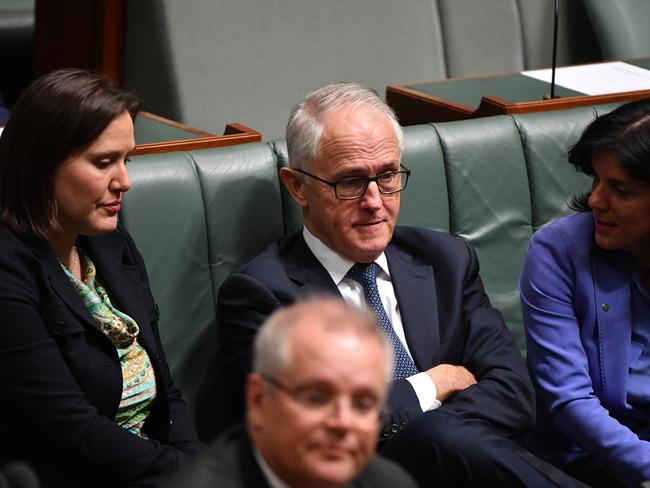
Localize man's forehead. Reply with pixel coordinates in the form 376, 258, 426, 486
323, 104, 393, 137
285, 323, 385, 373
317, 116, 399, 166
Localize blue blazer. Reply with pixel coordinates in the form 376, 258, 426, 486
520, 211, 650, 486
218, 226, 533, 439
0, 223, 203, 487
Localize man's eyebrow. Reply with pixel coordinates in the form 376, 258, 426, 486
379, 161, 401, 171
335, 161, 400, 177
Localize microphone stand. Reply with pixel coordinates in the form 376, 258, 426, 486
545, 0, 560, 100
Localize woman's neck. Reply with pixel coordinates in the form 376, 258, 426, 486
48, 233, 81, 277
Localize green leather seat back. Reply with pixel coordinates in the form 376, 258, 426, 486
438, 0, 525, 76
121, 105, 620, 430
584, 0, 650, 59
121, 152, 216, 412
192, 143, 286, 293
124, 0, 602, 142
125, 0, 446, 140
268, 139, 304, 237
512, 107, 596, 231
434, 116, 532, 350
439, 0, 601, 77
594, 102, 624, 117
397, 125, 450, 233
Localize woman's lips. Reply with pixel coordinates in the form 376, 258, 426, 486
594, 219, 615, 234
103, 201, 121, 213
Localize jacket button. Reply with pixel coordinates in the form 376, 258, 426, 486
390, 424, 400, 434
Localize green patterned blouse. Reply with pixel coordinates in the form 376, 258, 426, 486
61, 252, 157, 437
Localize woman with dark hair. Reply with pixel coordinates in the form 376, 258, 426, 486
520, 98, 650, 487
0, 68, 203, 487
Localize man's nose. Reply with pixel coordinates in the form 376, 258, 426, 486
359, 181, 383, 209
324, 398, 357, 430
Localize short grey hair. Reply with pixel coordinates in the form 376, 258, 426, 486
253, 296, 394, 382
285, 82, 404, 170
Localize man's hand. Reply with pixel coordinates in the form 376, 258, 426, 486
426, 364, 477, 402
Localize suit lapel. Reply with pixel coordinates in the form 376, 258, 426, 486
82, 232, 157, 352
238, 428, 273, 488
592, 247, 632, 410
25, 236, 99, 331
284, 233, 341, 297
386, 243, 440, 370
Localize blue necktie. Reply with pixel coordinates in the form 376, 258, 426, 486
347, 262, 419, 380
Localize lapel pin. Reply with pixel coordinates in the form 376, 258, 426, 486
601, 303, 610, 312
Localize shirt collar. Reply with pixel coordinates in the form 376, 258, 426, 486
252, 446, 291, 488
302, 226, 390, 284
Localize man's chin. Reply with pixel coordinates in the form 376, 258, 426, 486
351, 239, 390, 261
308, 460, 358, 487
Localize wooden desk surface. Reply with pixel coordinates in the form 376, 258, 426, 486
387, 59, 650, 125
133, 112, 261, 155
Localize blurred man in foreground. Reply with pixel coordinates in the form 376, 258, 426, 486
163, 297, 417, 488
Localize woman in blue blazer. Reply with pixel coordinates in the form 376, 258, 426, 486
0, 69, 203, 487
520, 99, 650, 487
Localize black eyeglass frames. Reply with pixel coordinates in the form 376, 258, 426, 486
293, 165, 410, 200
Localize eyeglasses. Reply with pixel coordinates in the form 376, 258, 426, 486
294, 165, 411, 200
261, 374, 386, 422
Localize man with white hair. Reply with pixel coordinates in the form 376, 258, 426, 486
218, 82, 583, 486
162, 297, 418, 487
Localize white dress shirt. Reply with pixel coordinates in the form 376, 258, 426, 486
303, 227, 441, 412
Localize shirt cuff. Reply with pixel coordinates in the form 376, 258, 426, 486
406, 372, 442, 412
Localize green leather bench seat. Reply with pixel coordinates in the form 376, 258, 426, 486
122, 105, 617, 437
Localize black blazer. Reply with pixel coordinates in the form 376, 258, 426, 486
218, 226, 534, 439
0, 223, 203, 488
160, 424, 419, 488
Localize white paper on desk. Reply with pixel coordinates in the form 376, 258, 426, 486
522, 62, 650, 95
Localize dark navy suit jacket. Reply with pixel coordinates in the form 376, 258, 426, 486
160, 424, 419, 488
218, 226, 534, 439
0, 222, 203, 487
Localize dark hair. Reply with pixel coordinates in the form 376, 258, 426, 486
0, 68, 141, 238
569, 98, 650, 211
